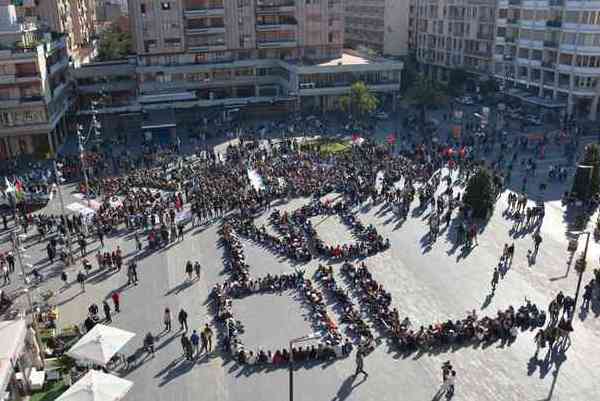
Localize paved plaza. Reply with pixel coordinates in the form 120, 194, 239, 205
4, 154, 600, 401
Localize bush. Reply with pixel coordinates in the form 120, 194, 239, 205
463, 168, 495, 219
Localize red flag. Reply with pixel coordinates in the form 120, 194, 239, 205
387, 133, 396, 144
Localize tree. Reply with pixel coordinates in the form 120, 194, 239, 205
463, 168, 495, 219
405, 74, 448, 136
339, 81, 379, 123
572, 143, 600, 199
448, 68, 469, 94
96, 26, 132, 61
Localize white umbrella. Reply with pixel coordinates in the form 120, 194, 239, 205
67, 325, 135, 366
56, 370, 132, 401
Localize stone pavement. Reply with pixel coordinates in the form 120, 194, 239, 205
2, 170, 600, 401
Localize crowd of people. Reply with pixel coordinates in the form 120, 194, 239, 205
211, 219, 352, 367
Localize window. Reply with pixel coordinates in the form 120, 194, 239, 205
161, 2, 171, 10
140, 3, 146, 14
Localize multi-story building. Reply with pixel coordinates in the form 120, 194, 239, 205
33, 0, 96, 65
409, 0, 497, 79
493, 0, 600, 120
71, 0, 403, 140
344, 0, 410, 57
0, 6, 73, 158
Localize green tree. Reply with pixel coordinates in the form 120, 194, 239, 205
405, 74, 448, 136
463, 168, 495, 219
448, 68, 469, 94
96, 26, 132, 61
339, 81, 379, 123
572, 143, 600, 199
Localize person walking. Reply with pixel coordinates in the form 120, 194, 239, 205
2, 263, 9, 285
533, 233, 542, 254
6, 252, 14, 273
177, 223, 184, 241
60, 271, 68, 290
178, 308, 188, 332
194, 261, 201, 281
76, 270, 86, 292
163, 307, 172, 332
190, 330, 200, 357
185, 260, 193, 281
103, 300, 112, 323
181, 334, 193, 361
97, 230, 104, 248
354, 347, 368, 378
111, 291, 121, 313
490, 267, 500, 294
202, 323, 213, 352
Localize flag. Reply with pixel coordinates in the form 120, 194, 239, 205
352, 133, 359, 143
4, 177, 14, 193
387, 133, 396, 144
15, 179, 24, 201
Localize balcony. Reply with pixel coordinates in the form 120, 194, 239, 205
508, 0, 522, 5
0, 75, 16, 84
541, 61, 555, 68
20, 95, 44, 103
184, 7, 225, 17
505, 37, 516, 43
256, 0, 295, 14
257, 39, 297, 48
543, 40, 558, 48
256, 21, 298, 31
507, 18, 520, 25
546, 20, 562, 28
188, 44, 227, 53
185, 26, 226, 35
549, 0, 564, 5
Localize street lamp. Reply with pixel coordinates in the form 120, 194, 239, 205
53, 160, 74, 266
289, 333, 320, 401
569, 230, 591, 321
77, 103, 102, 207
12, 235, 45, 367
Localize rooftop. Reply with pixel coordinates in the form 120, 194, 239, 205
293, 50, 402, 67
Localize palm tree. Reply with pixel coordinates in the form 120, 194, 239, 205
405, 74, 448, 138
339, 81, 379, 128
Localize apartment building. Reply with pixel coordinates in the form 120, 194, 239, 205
71, 0, 402, 141
344, 0, 410, 57
493, 0, 600, 120
33, 0, 96, 65
0, 7, 73, 158
409, 0, 497, 80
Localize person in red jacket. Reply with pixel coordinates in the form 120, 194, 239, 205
111, 291, 121, 313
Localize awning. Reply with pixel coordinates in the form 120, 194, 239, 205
0, 320, 27, 394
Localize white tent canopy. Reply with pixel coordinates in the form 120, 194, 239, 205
0, 320, 27, 394
56, 370, 132, 401
67, 325, 135, 366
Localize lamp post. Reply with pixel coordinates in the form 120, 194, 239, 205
289, 333, 320, 401
53, 160, 74, 266
12, 234, 45, 367
571, 230, 591, 319
77, 103, 102, 207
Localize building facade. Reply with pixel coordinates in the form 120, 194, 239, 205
493, 0, 600, 120
344, 0, 410, 57
0, 20, 73, 159
409, 0, 497, 79
70, 0, 402, 139
33, 0, 96, 65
